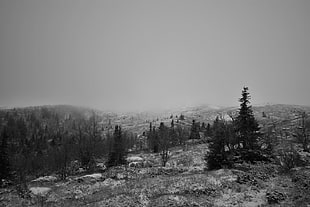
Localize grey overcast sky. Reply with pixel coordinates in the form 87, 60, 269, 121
0, 0, 310, 112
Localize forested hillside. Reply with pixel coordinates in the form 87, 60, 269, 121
1, 89, 310, 206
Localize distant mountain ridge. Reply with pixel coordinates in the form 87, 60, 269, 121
1, 103, 310, 135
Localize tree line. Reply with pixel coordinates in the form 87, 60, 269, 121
0, 108, 136, 187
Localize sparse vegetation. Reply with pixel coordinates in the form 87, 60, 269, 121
1, 92, 310, 206
277, 144, 304, 172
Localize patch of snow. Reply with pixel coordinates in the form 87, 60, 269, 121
32, 175, 57, 183
81, 173, 102, 179
29, 187, 51, 196
127, 156, 143, 162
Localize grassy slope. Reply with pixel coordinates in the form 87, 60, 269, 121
2, 142, 309, 207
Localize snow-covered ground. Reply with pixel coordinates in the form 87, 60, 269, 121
1, 143, 309, 207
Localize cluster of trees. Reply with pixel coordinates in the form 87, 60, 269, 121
206, 87, 267, 169
1, 87, 309, 187
147, 120, 190, 166
0, 107, 135, 186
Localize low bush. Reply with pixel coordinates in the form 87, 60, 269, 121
291, 169, 310, 205
277, 146, 304, 172
266, 189, 286, 204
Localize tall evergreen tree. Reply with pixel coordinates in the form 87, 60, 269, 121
147, 122, 153, 151
0, 128, 11, 185
147, 122, 160, 153
179, 114, 185, 120
153, 126, 159, 153
107, 125, 127, 167
158, 122, 170, 166
189, 120, 200, 139
235, 87, 261, 160
170, 119, 178, 145
206, 123, 212, 137
205, 117, 232, 169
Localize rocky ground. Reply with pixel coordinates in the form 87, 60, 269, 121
1, 143, 310, 207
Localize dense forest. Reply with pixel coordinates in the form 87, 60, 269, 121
0, 106, 138, 186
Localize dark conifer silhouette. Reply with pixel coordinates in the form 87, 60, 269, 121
107, 125, 127, 167
158, 122, 170, 166
0, 128, 11, 185
189, 120, 200, 139
205, 117, 232, 169
235, 87, 262, 161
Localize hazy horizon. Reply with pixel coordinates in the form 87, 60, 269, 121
1, 0, 310, 112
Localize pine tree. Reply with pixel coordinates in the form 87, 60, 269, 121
235, 87, 261, 161
0, 128, 11, 186
147, 122, 153, 151
170, 120, 178, 145
107, 125, 127, 167
153, 126, 159, 153
179, 114, 185, 120
205, 123, 212, 137
205, 117, 232, 169
189, 120, 200, 139
201, 122, 206, 130
158, 122, 170, 166
147, 123, 160, 153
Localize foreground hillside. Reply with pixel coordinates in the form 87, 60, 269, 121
1, 141, 310, 207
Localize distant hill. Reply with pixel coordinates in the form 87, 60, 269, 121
1, 103, 309, 136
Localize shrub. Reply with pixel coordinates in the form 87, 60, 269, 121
205, 152, 233, 170
291, 169, 310, 204
266, 189, 286, 204
277, 146, 304, 172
